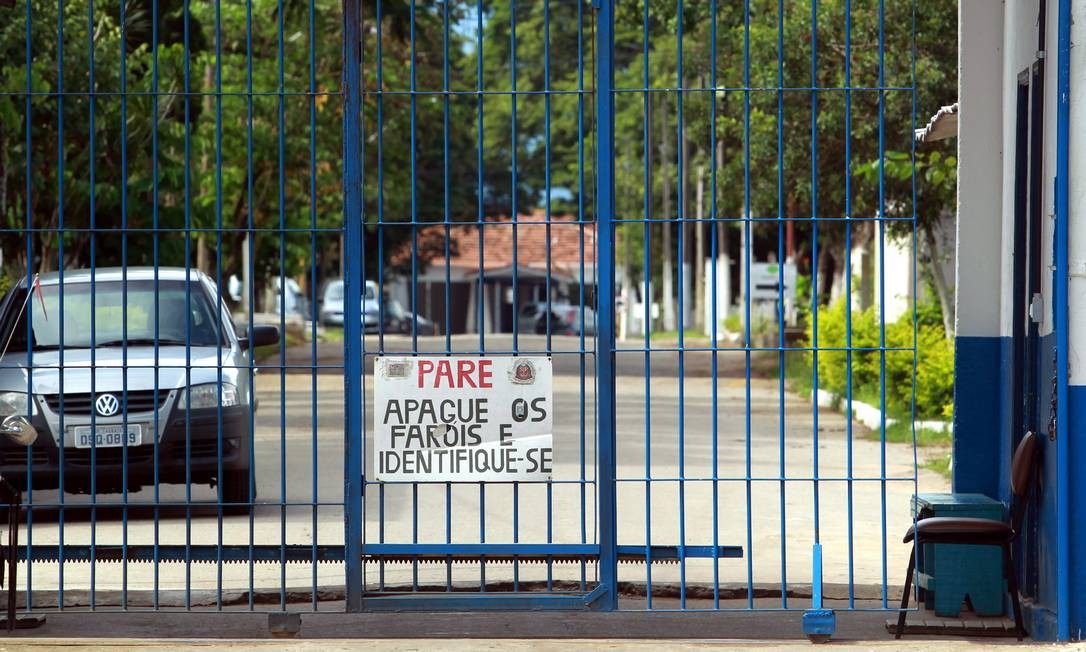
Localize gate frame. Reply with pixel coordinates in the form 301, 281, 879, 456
340, 0, 621, 613
343, 0, 366, 614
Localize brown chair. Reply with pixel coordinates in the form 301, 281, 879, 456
895, 431, 1041, 640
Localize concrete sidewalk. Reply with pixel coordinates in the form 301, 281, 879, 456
0, 609, 1061, 649
3, 639, 1069, 651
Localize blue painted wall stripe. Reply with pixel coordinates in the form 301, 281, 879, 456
952, 336, 1004, 498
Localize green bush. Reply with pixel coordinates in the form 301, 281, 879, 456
805, 298, 954, 420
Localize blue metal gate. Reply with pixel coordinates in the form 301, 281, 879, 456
0, 0, 920, 633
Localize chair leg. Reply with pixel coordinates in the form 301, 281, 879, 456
896, 547, 915, 639
1003, 543, 1024, 641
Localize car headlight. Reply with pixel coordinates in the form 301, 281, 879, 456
0, 392, 33, 417
178, 383, 239, 410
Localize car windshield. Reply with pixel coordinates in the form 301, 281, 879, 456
3, 279, 226, 351
325, 282, 343, 301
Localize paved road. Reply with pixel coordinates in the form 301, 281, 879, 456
9, 351, 946, 605
275, 333, 780, 378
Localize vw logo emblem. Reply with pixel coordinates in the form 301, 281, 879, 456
95, 393, 120, 417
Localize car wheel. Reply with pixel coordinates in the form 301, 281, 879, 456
219, 468, 256, 514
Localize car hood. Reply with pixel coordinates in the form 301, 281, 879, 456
0, 346, 245, 394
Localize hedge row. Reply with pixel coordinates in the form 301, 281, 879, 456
804, 299, 954, 421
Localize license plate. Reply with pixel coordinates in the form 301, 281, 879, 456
73, 425, 143, 449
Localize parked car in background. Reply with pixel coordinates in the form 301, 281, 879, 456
0, 268, 279, 502
517, 302, 597, 336
320, 280, 381, 332
272, 277, 310, 322
319, 279, 345, 326
383, 299, 440, 336
362, 283, 383, 332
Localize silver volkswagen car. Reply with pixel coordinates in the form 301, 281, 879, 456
0, 267, 278, 502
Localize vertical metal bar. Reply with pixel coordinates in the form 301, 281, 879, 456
510, 0, 519, 353
279, 0, 292, 608
843, 0, 855, 609
594, 0, 618, 612
151, 0, 162, 610
442, 0, 452, 353
408, 0, 419, 353
1055, 0, 1072, 639
810, 0, 821, 555
543, 0, 554, 592
86, 0, 96, 610
640, 0, 653, 608
742, 0, 754, 610
376, 0, 386, 358
438, 0, 451, 595
476, 0, 487, 592
877, 0, 889, 608
120, 0, 133, 610
22, 0, 33, 612
709, 0, 721, 611
509, 0, 521, 593
408, 0, 420, 592
213, 0, 225, 610
343, 0, 365, 613
309, 0, 321, 610
440, 0, 454, 594
182, 0, 193, 610
56, 0, 67, 611
908, 0, 921, 622
245, 0, 258, 609
277, 0, 289, 608
775, 0, 788, 609
375, 0, 386, 591
675, 0, 688, 610
576, 0, 588, 594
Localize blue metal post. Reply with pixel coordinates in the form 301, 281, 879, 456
1055, 0, 1071, 640
594, 0, 618, 612
343, 0, 365, 613
803, 543, 836, 640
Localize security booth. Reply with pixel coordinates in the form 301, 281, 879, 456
951, 0, 1080, 640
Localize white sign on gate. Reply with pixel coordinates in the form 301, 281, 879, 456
374, 356, 553, 482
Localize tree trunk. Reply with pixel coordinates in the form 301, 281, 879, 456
716, 137, 728, 315
816, 245, 834, 306
197, 237, 209, 274
924, 223, 955, 339
681, 113, 692, 329
644, 95, 654, 335
660, 96, 675, 332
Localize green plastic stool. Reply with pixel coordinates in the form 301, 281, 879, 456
910, 493, 1006, 617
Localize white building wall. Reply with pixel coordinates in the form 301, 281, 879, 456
1068, 0, 1086, 385
996, 0, 1085, 365
957, 0, 1005, 340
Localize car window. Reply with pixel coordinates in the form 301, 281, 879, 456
364, 284, 376, 301
3, 279, 225, 350
520, 304, 538, 318
325, 281, 343, 301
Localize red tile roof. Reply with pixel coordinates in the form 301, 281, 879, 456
394, 212, 597, 278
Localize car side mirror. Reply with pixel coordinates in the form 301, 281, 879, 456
239, 325, 280, 351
